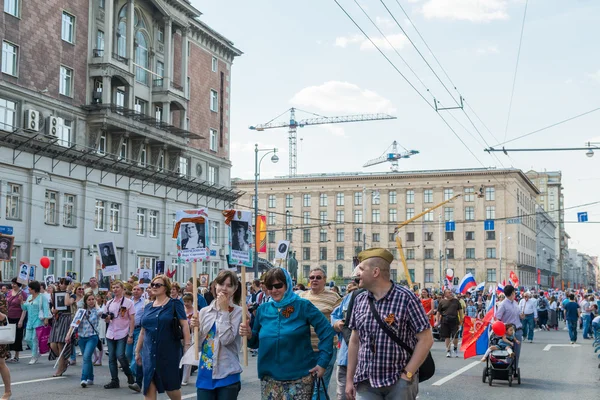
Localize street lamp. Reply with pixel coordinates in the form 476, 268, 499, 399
254, 144, 278, 279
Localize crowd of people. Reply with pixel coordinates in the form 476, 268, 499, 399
0, 250, 596, 399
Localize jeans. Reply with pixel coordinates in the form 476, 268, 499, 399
356, 378, 418, 400
24, 327, 39, 359
196, 381, 241, 400
79, 335, 99, 382
522, 314, 535, 341
128, 327, 141, 374
582, 314, 591, 339
567, 319, 578, 342
336, 365, 347, 400
313, 346, 337, 400
513, 329, 523, 370
106, 337, 133, 383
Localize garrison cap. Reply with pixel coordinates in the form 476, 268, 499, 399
357, 248, 394, 264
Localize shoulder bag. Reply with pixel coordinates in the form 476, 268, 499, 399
171, 299, 184, 340
368, 297, 435, 382
314, 376, 331, 400
0, 317, 15, 345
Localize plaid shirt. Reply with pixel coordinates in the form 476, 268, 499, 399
78, 308, 99, 338
348, 283, 430, 388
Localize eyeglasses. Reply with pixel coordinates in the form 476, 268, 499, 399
77, 288, 84, 291
150, 283, 165, 288
309, 276, 323, 280
266, 283, 285, 290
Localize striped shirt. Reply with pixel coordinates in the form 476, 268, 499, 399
299, 289, 342, 351
349, 283, 430, 389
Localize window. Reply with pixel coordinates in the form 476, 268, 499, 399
303, 247, 310, 260
149, 210, 158, 237
0, 98, 16, 131
464, 187, 474, 202
268, 195, 276, 208
116, 90, 125, 108
302, 211, 310, 224
303, 265, 310, 279
286, 195, 293, 208
319, 247, 327, 260
336, 229, 344, 242
210, 90, 218, 112
97, 133, 106, 155
319, 193, 328, 207
267, 231, 276, 244
212, 56, 218, 72
134, 98, 147, 115
61, 249, 74, 278
156, 61, 164, 80
59, 66, 73, 97
424, 232, 433, 241
137, 208, 146, 236
59, 120, 73, 147
424, 249, 433, 259
389, 209, 397, 222
486, 248, 496, 259
109, 203, 120, 232
354, 228, 362, 242
465, 206, 474, 220
44, 190, 58, 224
445, 232, 454, 241
466, 268, 475, 276
372, 233, 380, 242
268, 213, 275, 225
465, 231, 474, 240
389, 232, 396, 241
371, 191, 380, 205
406, 232, 414, 242
446, 248, 454, 259
487, 268, 496, 282
139, 145, 148, 167
6, 183, 21, 219
425, 269, 434, 283
302, 229, 310, 243
61, 12, 75, 43
406, 208, 414, 220
485, 187, 495, 201
4, 0, 19, 17
43, 249, 56, 276
286, 213, 292, 225
424, 211, 433, 222
336, 247, 344, 260
336, 210, 344, 223
353, 210, 362, 223
208, 166, 218, 184
423, 189, 433, 203
95, 200, 105, 230
389, 191, 397, 204
319, 211, 327, 224
406, 190, 414, 204
62, 194, 76, 227
372, 210, 380, 223
303, 194, 311, 207
466, 248, 475, 259
2, 42, 17, 76
337, 264, 344, 277
444, 207, 454, 221
210, 221, 219, 245
486, 206, 495, 220
444, 188, 453, 201
135, 31, 149, 84
486, 231, 496, 240
336, 192, 344, 206
406, 249, 415, 260
209, 129, 218, 151
354, 192, 362, 206
119, 138, 128, 160
157, 26, 164, 43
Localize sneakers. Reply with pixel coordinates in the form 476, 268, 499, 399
181, 381, 188, 386
81, 380, 87, 388
446, 351, 451, 358
128, 383, 141, 393
6, 357, 17, 364
454, 348, 459, 358
570, 341, 574, 344
28, 357, 38, 365
104, 381, 119, 389
86, 380, 94, 386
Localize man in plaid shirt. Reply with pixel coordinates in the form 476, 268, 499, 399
346, 248, 433, 399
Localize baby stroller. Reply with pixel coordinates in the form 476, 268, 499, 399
481, 337, 521, 386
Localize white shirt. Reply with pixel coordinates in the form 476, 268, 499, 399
549, 301, 557, 311
519, 298, 538, 318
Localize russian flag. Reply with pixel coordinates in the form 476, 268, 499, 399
458, 273, 477, 294
496, 282, 505, 295
476, 281, 486, 292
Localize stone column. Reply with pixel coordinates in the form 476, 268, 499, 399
101, 75, 111, 104
163, 17, 172, 90
127, 0, 135, 72
104, 0, 115, 63
181, 27, 189, 97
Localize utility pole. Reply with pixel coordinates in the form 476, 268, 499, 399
439, 213, 443, 290
499, 231, 503, 284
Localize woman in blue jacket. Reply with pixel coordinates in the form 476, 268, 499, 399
239, 268, 334, 399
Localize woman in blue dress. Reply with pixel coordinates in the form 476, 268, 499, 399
135, 274, 191, 400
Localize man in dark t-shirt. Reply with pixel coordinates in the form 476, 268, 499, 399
436, 289, 463, 358
564, 294, 581, 344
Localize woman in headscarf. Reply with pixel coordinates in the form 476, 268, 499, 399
239, 268, 334, 399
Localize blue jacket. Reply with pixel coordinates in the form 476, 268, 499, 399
248, 269, 334, 381
331, 293, 352, 366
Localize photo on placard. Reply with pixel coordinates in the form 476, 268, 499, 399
199, 274, 209, 288
29, 265, 36, 282
138, 268, 152, 287
71, 308, 86, 328
231, 220, 250, 252
45, 275, 55, 287
155, 260, 165, 276
0, 235, 14, 261
17, 263, 29, 285
180, 222, 206, 250
173, 209, 210, 262
97, 269, 111, 292
54, 291, 68, 311
98, 241, 121, 276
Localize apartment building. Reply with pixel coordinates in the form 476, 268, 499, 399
535, 206, 557, 288
234, 168, 540, 288
0, 0, 242, 282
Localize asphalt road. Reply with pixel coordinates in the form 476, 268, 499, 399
1, 322, 598, 399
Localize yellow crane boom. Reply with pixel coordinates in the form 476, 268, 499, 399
395, 194, 462, 287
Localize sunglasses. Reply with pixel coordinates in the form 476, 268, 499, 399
266, 283, 285, 290
309, 276, 323, 280
150, 282, 165, 288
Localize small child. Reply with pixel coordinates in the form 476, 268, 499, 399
481, 323, 520, 362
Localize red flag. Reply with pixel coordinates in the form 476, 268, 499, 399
461, 316, 491, 358
509, 271, 519, 287
537, 269, 541, 285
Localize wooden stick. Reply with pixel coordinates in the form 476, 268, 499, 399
192, 261, 199, 360
241, 265, 248, 367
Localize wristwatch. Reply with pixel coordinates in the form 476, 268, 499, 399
402, 369, 414, 381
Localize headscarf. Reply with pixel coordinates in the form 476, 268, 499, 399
270, 267, 299, 309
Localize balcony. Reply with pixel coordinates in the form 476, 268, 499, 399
93, 49, 104, 58
170, 81, 184, 92
112, 53, 129, 66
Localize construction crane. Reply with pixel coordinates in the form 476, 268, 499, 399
363, 141, 419, 172
249, 107, 396, 176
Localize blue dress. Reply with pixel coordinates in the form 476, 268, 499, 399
141, 298, 186, 395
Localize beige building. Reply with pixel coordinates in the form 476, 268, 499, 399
234, 168, 540, 289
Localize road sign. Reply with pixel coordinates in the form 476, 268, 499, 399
0, 226, 13, 235
484, 220, 495, 231
506, 218, 521, 224
445, 221, 455, 232
577, 212, 588, 222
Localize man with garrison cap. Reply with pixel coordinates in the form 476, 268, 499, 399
345, 248, 433, 400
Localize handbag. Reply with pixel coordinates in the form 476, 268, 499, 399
368, 297, 435, 382
314, 376, 331, 400
36, 325, 52, 354
0, 323, 16, 345
171, 300, 183, 340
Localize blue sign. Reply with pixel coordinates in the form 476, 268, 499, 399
577, 212, 588, 223
210, 249, 217, 257
0, 226, 13, 235
484, 220, 495, 231
445, 221, 455, 232
506, 218, 521, 224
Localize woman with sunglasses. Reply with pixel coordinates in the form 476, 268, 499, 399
135, 275, 191, 399
239, 268, 334, 399
49, 278, 76, 376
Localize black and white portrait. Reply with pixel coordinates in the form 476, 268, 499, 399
231, 220, 250, 252
99, 243, 117, 266
0, 236, 14, 261
54, 292, 68, 311
45, 275, 55, 287
181, 222, 206, 250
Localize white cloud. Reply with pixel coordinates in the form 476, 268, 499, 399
565, 78, 573, 85
290, 81, 397, 114
589, 70, 600, 84
325, 125, 346, 137
421, 0, 509, 22
335, 33, 407, 51
476, 45, 500, 54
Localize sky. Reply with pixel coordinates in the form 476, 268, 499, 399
191, 0, 600, 257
